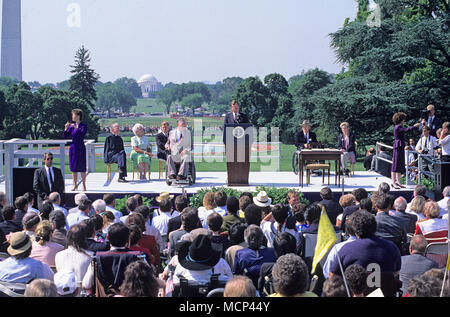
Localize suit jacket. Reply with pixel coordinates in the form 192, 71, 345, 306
295, 131, 317, 149
156, 132, 169, 160
337, 132, 356, 154
421, 116, 442, 137
340, 204, 359, 232
165, 128, 192, 156
400, 254, 438, 294
224, 112, 249, 125
103, 134, 125, 163
394, 211, 418, 234
320, 199, 343, 225
33, 166, 65, 207
375, 212, 407, 245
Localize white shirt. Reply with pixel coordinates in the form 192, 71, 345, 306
55, 246, 93, 286
201, 208, 226, 229
27, 204, 39, 214
213, 206, 227, 217
438, 197, 449, 217
152, 210, 180, 236
66, 211, 89, 228
260, 220, 300, 248
52, 204, 68, 217
323, 237, 357, 278
106, 205, 123, 223
415, 135, 438, 156
440, 135, 450, 156
198, 207, 215, 222
173, 258, 233, 285
44, 166, 55, 192
145, 222, 165, 251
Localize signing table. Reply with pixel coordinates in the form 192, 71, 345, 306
297, 149, 342, 187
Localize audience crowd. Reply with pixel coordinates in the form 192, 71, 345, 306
0, 184, 449, 298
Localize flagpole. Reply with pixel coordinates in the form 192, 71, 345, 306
440, 269, 447, 297
334, 245, 351, 297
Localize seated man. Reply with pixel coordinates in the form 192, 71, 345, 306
104, 123, 128, 183
165, 118, 192, 181
156, 121, 170, 161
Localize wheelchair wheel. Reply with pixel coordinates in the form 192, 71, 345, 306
292, 151, 299, 175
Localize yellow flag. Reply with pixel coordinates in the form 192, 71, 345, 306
312, 206, 337, 273
446, 251, 450, 271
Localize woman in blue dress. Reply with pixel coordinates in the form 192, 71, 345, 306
391, 112, 420, 189
63, 109, 88, 191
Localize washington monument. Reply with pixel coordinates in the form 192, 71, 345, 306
1, 0, 22, 81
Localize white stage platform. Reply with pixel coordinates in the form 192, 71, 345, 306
59, 171, 413, 195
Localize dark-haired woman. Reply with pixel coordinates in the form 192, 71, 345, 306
391, 112, 420, 189
63, 109, 88, 191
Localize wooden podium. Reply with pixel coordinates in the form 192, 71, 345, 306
223, 123, 253, 186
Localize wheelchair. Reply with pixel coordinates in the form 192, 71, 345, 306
165, 155, 196, 186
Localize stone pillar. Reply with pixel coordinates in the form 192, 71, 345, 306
1, 0, 22, 81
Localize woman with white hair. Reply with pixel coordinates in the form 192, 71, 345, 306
130, 123, 154, 180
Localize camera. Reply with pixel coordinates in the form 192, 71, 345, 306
422, 148, 429, 155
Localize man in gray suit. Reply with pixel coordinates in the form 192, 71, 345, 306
399, 235, 438, 294
165, 118, 192, 181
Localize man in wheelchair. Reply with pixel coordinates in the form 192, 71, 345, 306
165, 118, 195, 185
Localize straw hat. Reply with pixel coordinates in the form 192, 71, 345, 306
156, 192, 174, 203
253, 191, 272, 207
7, 232, 32, 256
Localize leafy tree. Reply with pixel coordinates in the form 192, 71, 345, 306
69, 46, 100, 111
156, 86, 178, 114
180, 93, 204, 114
96, 82, 136, 115
114, 77, 142, 98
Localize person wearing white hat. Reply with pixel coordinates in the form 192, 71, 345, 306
54, 271, 79, 297
295, 120, 317, 150
253, 191, 272, 208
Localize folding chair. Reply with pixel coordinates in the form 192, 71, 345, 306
425, 239, 449, 269
0, 281, 26, 297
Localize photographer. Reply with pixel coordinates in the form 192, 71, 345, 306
420, 104, 442, 138
415, 126, 438, 171
438, 122, 450, 162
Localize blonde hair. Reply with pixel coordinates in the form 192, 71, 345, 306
35, 220, 53, 246
203, 192, 217, 210
101, 211, 115, 230
340, 122, 350, 129
410, 196, 426, 215
339, 194, 355, 208
423, 201, 440, 219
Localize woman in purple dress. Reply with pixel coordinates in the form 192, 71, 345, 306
63, 109, 87, 191
391, 112, 420, 189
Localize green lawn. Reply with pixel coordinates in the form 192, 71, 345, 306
134, 98, 167, 114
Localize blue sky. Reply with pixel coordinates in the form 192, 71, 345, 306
12, 0, 358, 84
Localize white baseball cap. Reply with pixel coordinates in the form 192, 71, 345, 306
54, 271, 77, 296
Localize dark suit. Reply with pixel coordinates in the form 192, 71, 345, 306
33, 166, 65, 209
375, 212, 407, 252
12, 209, 27, 231
400, 254, 438, 294
104, 134, 127, 178
337, 132, 356, 155
340, 204, 359, 232
394, 211, 417, 234
320, 199, 343, 225
224, 112, 249, 125
156, 132, 169, 161
86, 238, 110, 254
421, 116, 442, 137
295, 131, 317, 150
167, 215, 182, 239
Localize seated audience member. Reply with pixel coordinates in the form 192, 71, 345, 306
174, 234, 233, 286
438, 186, 450, 216
54, 271, 79, 297
206, 212, 230, 257
103, 193, 122, 222
225, 223, 248, 269
49, 210, 68, 247
49, 192, 68, 216
375, 194, 407, 251
340, 188, 368, 232
408, 196, 426, 220
233, 225, 277, 286
213, 190, 228, 217
319, 187, 342, 225
55, 224, 92, 285
364, 147, 376, 171
100, 211, 115, 237
197, 192, 217, 224
344, 264, 368, 297
24, 192, 39, 214
224, 275, 257, 297
253, 191, 272, 219
415, 201, 448, 243
119, 197, 138, 224
67, 199, 92, 228
39, 200, 55, 221
323, 213, 357, 278
167, 195, 190, 238
329, 210, 402, 297
119, 261, 164, 297
337, 194, 355, 228
406, 269, 449, 297
80, 218, 110, 253
393, 196, 417, 234
269, 254, 318, 297
126, 213, 160, 266
258, 232, 297, 294
238, 195, 253, 219
24, 279, 58, 297
30, 220, 64, 267
0, 205, 21, 238
0, 192, 6, 222
322, 275, 347, 297
406, 185, 428, 213
359, 198, 374, 215
136, 205, 164, 251
168, 208, 201, 258
301, 203, 323, 234
221, 196, 243, 232
0, 231, 54, 283
13, 196, 29, 230
152, 198, 179, 240
128, 225, 154, 265
292, 203, 308, 232
68, 193, 90, 215
92, 199, 106, 216
82, 222, 146, 293
22, 212, 41, 241
399, 234, 438, 295
260, 204, 299, 249
244, 204, 263, 227
133, 194, 144, 208
378, 182, 391, 195
90, 214, 106, 242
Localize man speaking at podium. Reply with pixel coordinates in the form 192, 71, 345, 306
224, 100, 249, 125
